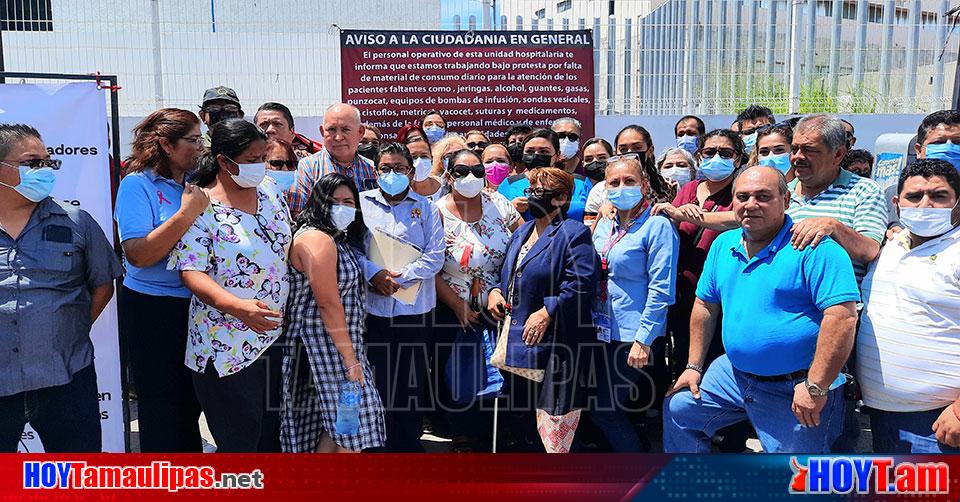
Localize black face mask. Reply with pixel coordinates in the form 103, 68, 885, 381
527, 192, 557, 219
584, 161, 606, 182
206, 110, 240, 127
522, 153, 553, 169
357, 143, 379, 163
507, 143, 524, 164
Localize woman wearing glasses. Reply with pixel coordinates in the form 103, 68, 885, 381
168, 118, 292, 452
464, 130, 491, 156
487, 167, 599, 453
359, 142, 444, 452
434, 148, 520, 450
263, 138, 299, 206
651, 129, 744, 378
114, 108, 208, 452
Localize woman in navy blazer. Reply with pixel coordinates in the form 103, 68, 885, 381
487, 165, 599, 419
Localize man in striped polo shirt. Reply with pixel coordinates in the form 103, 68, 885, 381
785, 114, 886, 285
857, 159, 960, 453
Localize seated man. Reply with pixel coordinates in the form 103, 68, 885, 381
857, 158, 960, 453
663, 166, 860, 453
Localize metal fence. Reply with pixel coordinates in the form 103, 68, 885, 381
0, 0, 956, 117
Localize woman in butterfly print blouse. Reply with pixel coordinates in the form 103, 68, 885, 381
168, 119, 292, 452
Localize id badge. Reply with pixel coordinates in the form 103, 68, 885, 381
592, 311, 611, 343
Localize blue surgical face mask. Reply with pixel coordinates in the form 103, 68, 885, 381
925, 140, 960, 170
742, 132, 758, 154
266, 169, 296, 191
607, 185, 646, 211
0, 164, 57, 202
377, 170, 410, 196
424, 125, 445, 144
676, 135, 699, 154
699, 154, 736, 181
758, 152, 792, 174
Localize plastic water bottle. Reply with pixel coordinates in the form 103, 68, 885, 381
335, 381, 361, 435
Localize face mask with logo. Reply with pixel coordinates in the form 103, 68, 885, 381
453, 173, 485, 198
742, 132, 758, 154
507, 143, 524, 164
484, 161, 511, 185
676, 135, 699, 154
0, 165, 56, 202
758, 152, 792, 174
661, 167, 692, 188
559, 138, 580, 158
266, 169, 296, 191
584, 161, 606, 183
357, 143, 379, 163
898, 202, 958, 238
377, 170, 410, 196
522, 153, 553, 169
413, 157, 433, 182
330, 204, 356, 232
925, 140, 960, 170
424, 125, 445, 143
227, 157, 266, 188
607, 186, 645, 211
699, 154, 736, 182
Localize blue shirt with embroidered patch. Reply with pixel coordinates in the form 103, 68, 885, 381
114, 169, 190, 297
695, 215, 860, 376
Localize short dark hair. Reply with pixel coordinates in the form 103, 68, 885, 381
0, 123, 42, 160
736, 104, 776, 129
840, 149, 874, 170
917, 109, 960, 145
376, 141, 414, 168
699, 128, 746, 164
840, 118, 855, 134
294, 172, 367, 248
422, 110, 445, 124
898, 158, 960, 197
522, 128, 561, 153
505, 123, 533, 141
363, 123, 382, 140
256, 102, 295, 129
614, 124, 653, 151
194, 118, 267, 187
582, 137, 613, 156
675, 115, 706, 136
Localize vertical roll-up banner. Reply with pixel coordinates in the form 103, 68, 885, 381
341, 30, 596, 141
0, 82, 124, 452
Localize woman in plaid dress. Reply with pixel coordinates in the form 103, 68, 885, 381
280, 173, 385, 452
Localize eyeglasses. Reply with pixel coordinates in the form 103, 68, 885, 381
203, 104, 240, 114
523, 187, 559, 198
466, 141, 489, 150
607, 153, 641, 164
377, 164, 412, 175
556, 132, 580, 142
0, 159, 62, 170
178, 135, 204, 146
450, 164, 486, 179
266, 159, 297, 169
701, 147, 738, 159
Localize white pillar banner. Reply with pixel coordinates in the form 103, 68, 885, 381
1, 82, 125, 453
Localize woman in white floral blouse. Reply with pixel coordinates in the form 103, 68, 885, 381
169, 118, 292, 452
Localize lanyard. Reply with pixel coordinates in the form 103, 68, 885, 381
599, 228, 628, 272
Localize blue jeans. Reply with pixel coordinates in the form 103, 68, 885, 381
663, 355, 844, 453
869, 407, 960, 454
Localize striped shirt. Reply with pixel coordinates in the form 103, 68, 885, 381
289, 149, 377, 214
856, 226, 960, 412
786, 168, 886, 284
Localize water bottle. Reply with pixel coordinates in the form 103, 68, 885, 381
335, 381, 361, 435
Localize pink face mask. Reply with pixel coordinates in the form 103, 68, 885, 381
484, 161, 511, 185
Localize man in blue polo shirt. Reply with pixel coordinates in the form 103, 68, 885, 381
662, 166, 860, 453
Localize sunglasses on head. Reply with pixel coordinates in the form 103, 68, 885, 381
451, 164, 486, 179
700, 147, 738, 159
556, 132, 580, 142
266, 159, 297, 169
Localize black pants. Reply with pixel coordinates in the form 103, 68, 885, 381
0, 364, 101, 452
365, 312, 433, 453
191, 341, 282, 453
119, 286, 202, 452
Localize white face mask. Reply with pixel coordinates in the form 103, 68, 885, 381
453, 173, 485, 199
413, 157, 433, 182
661, 167, 692, 187
559, 137, 580, 158
330, 204, 356, 231
227, 157, 266, 188
899, 203, 958, 238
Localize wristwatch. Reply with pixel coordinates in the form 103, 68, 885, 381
804, 380, 829, 397
685, 363, 704, 374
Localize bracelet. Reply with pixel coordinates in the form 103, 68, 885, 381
345, 362, 361, 372
685, 363, 704, 374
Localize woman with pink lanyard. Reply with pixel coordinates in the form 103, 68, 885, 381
591, 155, 679, 452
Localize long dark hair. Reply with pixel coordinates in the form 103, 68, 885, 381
294, 172, 367, 248
194, 118, 267, 187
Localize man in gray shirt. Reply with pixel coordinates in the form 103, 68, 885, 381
0, 124, 122, 452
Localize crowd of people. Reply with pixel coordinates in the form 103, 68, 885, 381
0, 84, 958, 455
